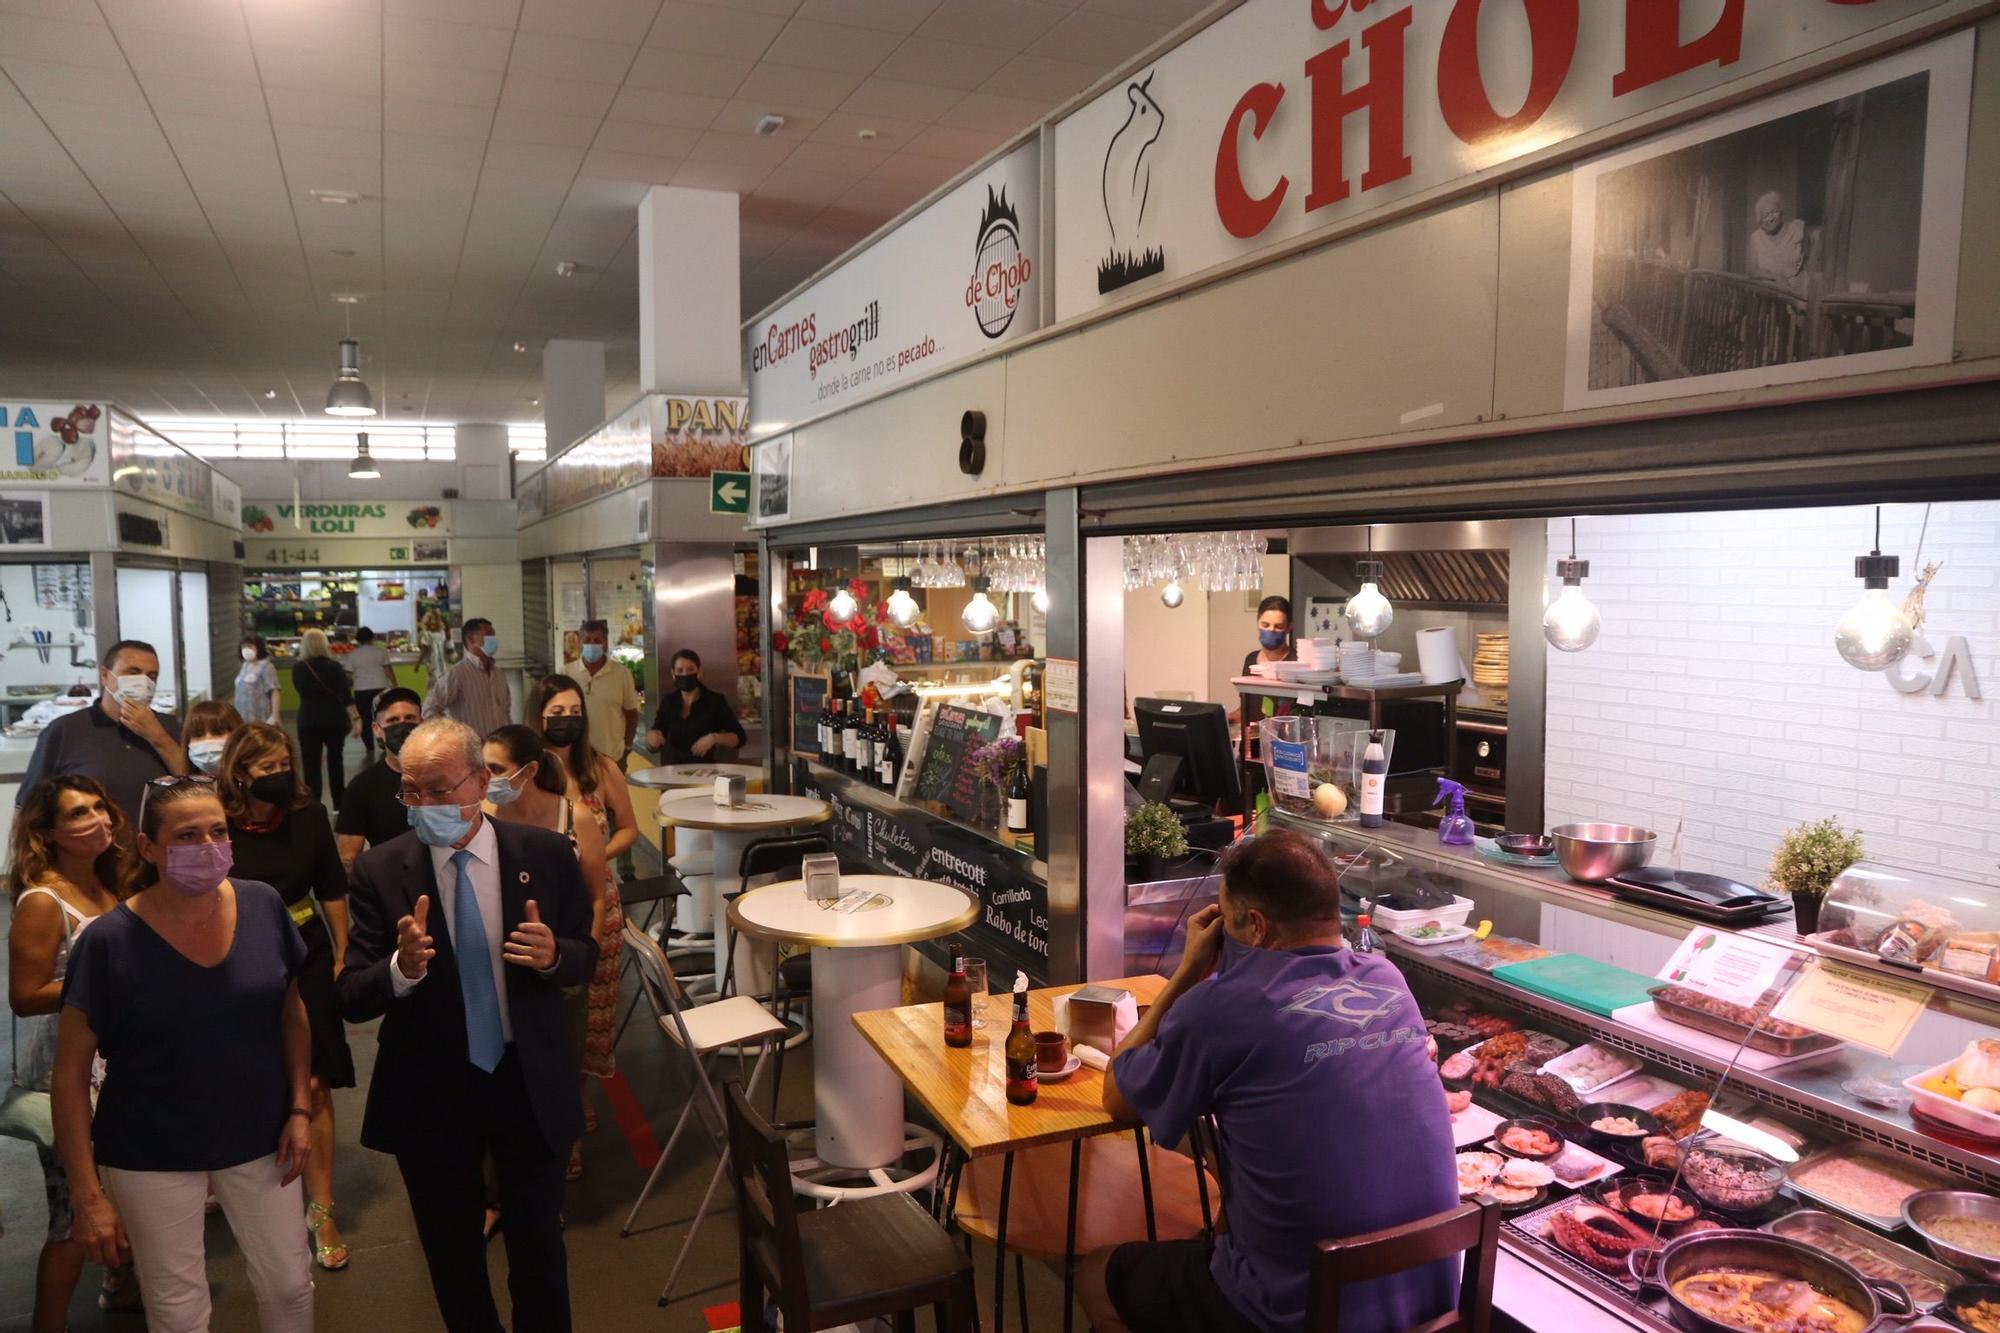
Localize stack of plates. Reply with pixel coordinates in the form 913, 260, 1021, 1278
1473, 632, 1509, 705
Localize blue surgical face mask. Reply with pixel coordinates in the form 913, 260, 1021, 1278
482, 634, 500, 658
408, 800, 476, 848
1258, 628, 1288, 650
486, 766, 526, 807
580, 643, 605, 664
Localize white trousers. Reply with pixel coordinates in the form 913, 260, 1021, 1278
101, 1153, 314, 1333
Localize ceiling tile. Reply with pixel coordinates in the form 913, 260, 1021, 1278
499, 73, 619, 117
384, 131, 491, 169
913, 1, 1067, 50
266, 87, 383, 132
622, 47, 751, 98
482, 139, 587, 179
838, 76, 961, 121
809, 109, 931, 151
385, 96, 498, 138
732, 62, 864, 112
711, 100, 823, 140
760, 18, 901, 75
1082, 0, 1210, 21
590, 118, 701, 156
256, 46, 384, 96
936, 89, 1047, 133
669, 158, 772, 193
979, 52, 1099, 101
384, 14, 516, 71
779, 138, 891, 177
608, 85, 723, 129
518, 0, 660, 45
684, 129, 800, 171
645, 3, 786, 60
752, 165, 852, 211
129, 70, 270, 119
490, 106, 604, 147
1027, 10, 1164, 64
385, 61, 505, 107
115, 27, 259, 84
384, 0, 522, 26
1, 60, 150, 111
0, 13, 123, 69
906, 122, 1008, 160
507, 31, 640, 83
873, 36, 1012, 89
791, 0, 937, 36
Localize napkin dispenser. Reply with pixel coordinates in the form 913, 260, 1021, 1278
713, 774, 748, 808
801, 853, 842, 903
1053, 985, 1137, 1057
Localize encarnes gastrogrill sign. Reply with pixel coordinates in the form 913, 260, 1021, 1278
1053, 0, 1956, 317
747, 141, 1041, 436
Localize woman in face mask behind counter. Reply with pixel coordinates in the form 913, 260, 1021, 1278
644, 648, 747, 765
215, 723, 356, 1275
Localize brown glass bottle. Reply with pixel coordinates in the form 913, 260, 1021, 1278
1003, 984, 1037, 1105
943, 944, 971, 1048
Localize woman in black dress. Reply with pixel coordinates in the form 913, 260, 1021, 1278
290, 628, 361, 806
216, 722, 355, 1273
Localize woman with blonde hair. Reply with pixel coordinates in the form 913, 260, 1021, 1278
53, 776, 315, 1332
6, 776, 135, 1331
290, 628, 360, 804
217, 723, 355, 1270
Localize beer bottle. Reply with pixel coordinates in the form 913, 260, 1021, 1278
943, 944, 972, 1048
1004, 974, 1037, 1105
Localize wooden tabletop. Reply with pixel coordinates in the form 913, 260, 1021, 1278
852, 974, 1168, 1158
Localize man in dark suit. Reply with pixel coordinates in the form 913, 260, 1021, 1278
337, 718, 597, 1333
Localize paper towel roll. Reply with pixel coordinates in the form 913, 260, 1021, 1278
1417, 626, 1463, 684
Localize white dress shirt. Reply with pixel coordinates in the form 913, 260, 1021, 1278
389, 818, 516, 1042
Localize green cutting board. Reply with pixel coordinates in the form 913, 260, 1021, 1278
1491, 954, 1657, 1018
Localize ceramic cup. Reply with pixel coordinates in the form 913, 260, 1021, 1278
1033, 1030, 1068, 1073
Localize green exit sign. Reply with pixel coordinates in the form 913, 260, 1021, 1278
709, 470, 750, 515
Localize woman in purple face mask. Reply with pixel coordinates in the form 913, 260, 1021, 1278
48, 776, 317, 1333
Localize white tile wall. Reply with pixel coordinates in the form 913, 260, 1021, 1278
1544, 503, 2000, 888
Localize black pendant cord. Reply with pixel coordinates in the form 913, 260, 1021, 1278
1569, 516, 1578, 561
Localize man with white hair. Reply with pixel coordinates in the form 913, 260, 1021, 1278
1748, 189, 1810, 292
336, 718, 596, 1332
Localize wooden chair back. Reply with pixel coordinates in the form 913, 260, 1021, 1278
1305, 1198, 1500, 1333
724, 1080, 810, 1315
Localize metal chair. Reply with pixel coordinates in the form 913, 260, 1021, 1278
1305, 1198, 1501, 1333
611, 868, 692, 1047
724, 1081, 975, 1333
718, 833, 831, 1000
619, 921, 789, 1308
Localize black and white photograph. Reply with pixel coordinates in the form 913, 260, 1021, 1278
1566, 33, 1970, 411
0, 493, 50, 547
754, 432, 792, 524
411, 538, 448, 562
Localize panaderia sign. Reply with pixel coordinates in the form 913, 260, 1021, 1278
1053, 0, 1961, 317
746, 140, 1041, 436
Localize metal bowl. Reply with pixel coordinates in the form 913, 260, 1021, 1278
1630, 1228, 1917, 1333
1905, 1191, 2000, 1281
1940, 1282, 2000, 1332
1551, 822, 1657, 883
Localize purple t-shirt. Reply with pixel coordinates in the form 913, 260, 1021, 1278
1113, 938, 1459, 1333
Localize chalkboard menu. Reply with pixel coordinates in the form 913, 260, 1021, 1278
805, 764, 1050, 987
912, 702, 1004, 822
789, 673, 828, 758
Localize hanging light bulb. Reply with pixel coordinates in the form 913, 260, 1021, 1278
1835, 506, 1912, 671
1031, 587, 1049, 614
886, 577, 920, 629
1543, 517, 1600, 652
962, 575, 999, 634
323, 298, 376, 417
826, 577, 858, 622
1160, 579, 1184, 609
1343, 527, 1393, 639
347, 431, 380, 480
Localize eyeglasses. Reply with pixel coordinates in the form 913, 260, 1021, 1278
395, 769, 482, 806
138, 772, 216, 822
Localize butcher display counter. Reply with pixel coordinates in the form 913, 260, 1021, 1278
1266, 808, 1999, 1331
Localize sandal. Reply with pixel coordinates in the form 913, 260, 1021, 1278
305, 1200, 351, 1272
566, 1143, 584, 1181
99, 1267, 142, 1312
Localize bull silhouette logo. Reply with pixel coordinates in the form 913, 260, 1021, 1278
1098, 72, 1166, 294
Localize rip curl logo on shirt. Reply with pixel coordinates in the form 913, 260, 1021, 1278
1279, 978, 1405, 1029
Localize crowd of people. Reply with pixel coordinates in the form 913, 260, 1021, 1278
3, 619, 746, 1332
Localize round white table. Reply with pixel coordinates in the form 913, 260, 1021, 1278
630, 764, 764, 938
731, 874, 977, 1194
658, 791, 831, 992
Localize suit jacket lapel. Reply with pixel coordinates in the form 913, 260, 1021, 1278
496, 820, 529, 937
412, 837, 460, 974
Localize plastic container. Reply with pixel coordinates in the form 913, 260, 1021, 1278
1904, 1059, 2000, 1141
1370, 894, 1475, 932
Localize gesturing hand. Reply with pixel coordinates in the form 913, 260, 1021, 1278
504, 899, 557, 971
1174, 903, 1226, 986
396, 895, 435, 980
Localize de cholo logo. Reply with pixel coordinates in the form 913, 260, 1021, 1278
966, 185, 1031, 339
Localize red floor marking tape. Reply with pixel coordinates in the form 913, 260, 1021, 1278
602, 1071, 662, 1170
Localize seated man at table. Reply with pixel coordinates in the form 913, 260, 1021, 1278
1079, 829, 1459, 1333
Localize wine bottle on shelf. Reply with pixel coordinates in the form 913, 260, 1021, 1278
878, 713, 903, 791
844, 701, 861, 773
943, 944, 972, 1048
816, 700, 832, 759
1004, 975, 1037, 1105
1006, 759, 1030, 836
858, 707, 878, 778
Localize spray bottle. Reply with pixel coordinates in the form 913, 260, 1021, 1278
1435, 777, 1474, 847
1357, 730, 1387, 828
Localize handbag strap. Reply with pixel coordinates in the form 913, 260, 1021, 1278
9, 888, 75, 1087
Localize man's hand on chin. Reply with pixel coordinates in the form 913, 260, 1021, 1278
1174, 904, 1226, 988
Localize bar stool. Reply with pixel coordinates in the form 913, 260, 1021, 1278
1305, 1198, 1500, 1333
724, 1081, 975, 1333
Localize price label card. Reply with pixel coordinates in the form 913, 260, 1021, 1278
1043, 658, 1078, 714
1772, 959, 1931, 1056
1657, 927, 1798, 1010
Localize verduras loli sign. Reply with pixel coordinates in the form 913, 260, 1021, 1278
1052, 0, 1963, 318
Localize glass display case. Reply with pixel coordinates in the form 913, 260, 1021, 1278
1812, 860, 2000, 1001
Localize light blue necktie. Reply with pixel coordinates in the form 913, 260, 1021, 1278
451, 849, 505, 1073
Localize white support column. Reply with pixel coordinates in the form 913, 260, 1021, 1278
637, 187, 742, 396
452, 422, 511, 500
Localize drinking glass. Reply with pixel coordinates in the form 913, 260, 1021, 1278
963, 957, 989, 1029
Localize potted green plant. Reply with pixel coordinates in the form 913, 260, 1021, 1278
1125, 802, 1190, 883
1765, 817, 1864, 935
